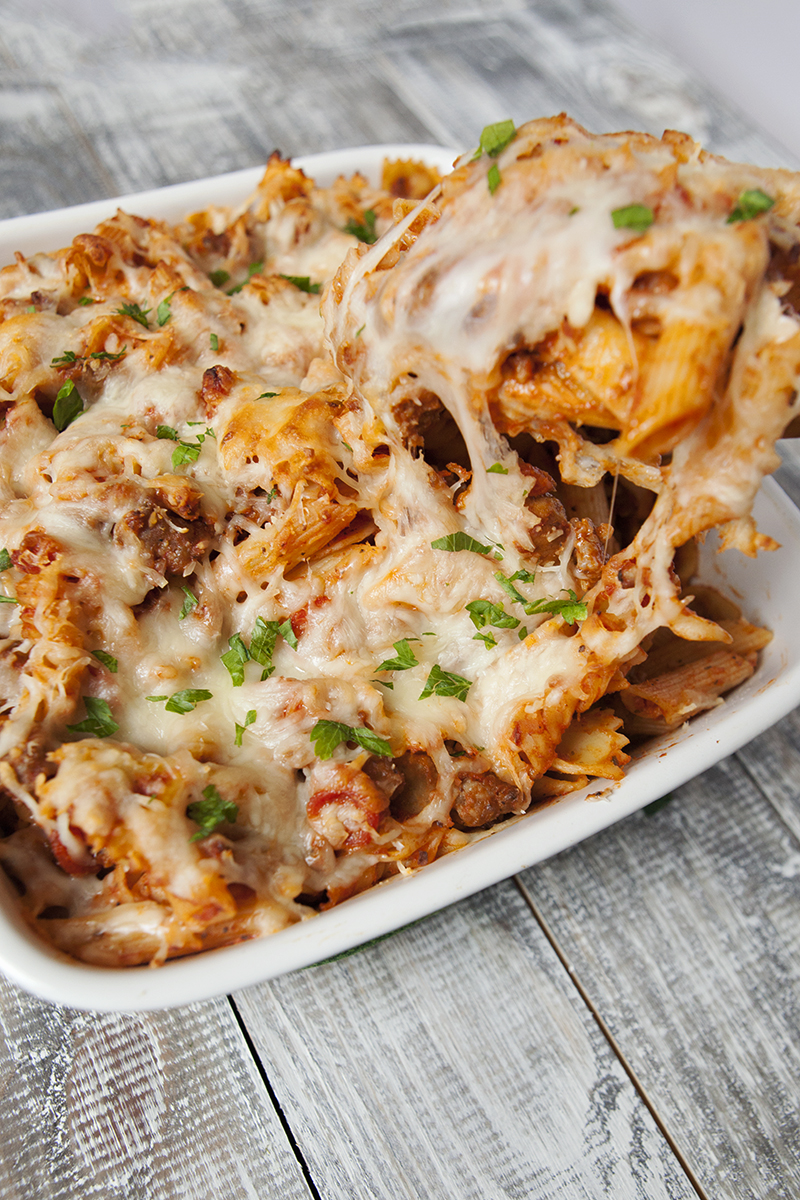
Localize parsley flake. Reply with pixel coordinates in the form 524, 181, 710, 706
344, 210, 377, 244
728, 188, 774, 223
465, 599, 519, 631
116, 302, 151, 328
172, 442, 202, 468
227, 261, 264, 294
257, 392, 278, 399
265, 485, 278, 503
419, 665, 472, 702
355, 324, 365, 338
376, 639, 419, 672
156, 293, 174, 326
278, 618, 298, 650
209, 269, 230, 288
90, 347, 127, 362
187, 784, 238, 842
280, 274, 321, 294
524, 590, 587, 625
156, 424, 178, 440
473, 629, 497, 649
67, 696, 119, 738
611, 204, 654, 234
165, 689, 213, 714
0, 595, 18, 605
234, 709, 257, 747
51, 350, 80, 367
431, 531, 493, 555
78, 296, 95, 306
0, 549, 11, 572
179, 587, 198, 620
249, 616, 280, 680
487, 463, 508, 474
221, 632, 249, 686
91, 649, 118, 673
478, 119, 516, 158
310, 719, 392, 759
487, 163, 502, 195
209, 332, 219, 352
53, 380, 84, 431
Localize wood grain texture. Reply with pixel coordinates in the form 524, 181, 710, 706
235, 882, 696, 1200
521, 754, 800, 1199
0, 974, 312, 1200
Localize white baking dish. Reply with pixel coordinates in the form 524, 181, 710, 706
1, 145, 799, 1012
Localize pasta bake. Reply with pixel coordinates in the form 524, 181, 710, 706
0, 116, 796, 967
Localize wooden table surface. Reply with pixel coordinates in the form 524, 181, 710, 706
2, 2, 800, 1197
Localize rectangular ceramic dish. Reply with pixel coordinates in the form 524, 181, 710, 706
1, 145, 799, 1012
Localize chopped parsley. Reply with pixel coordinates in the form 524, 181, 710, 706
0, 595, 18, 605
310, 719, 391, 759
431, 531, 493, 555
487, 463, 508, 474
234, 709, 257, 747
116, 302, 151, 328
179, 586, 198, 620
78, 296, 95, 306
611, 204, 654, 234
90, 348, 127, 362
419, 665, 472, 702
209, 269, 230, 288
51, 350, 80, 367
209, 333, 219, 352
494, 570, 586, 624
172, 442, 202, 468
265, 485, 278, 503
727, 188, 774, 223
280, 274, 321, 294
156, 424, 178, 440
473, 629, 497, 649
156, 293, 174, 326
249, 616, 280, 680
187, 784, 238, 842
376, 639, 419, 672
477, 119, 516, 158
67, 696, 119, 738
278, 617, 298, 650
147, 689, 213, 714
53, 380, 83, 431
91, 649, 118, 673
0, 549, 11, 572
465, 599, 519, 630
344, 209, 377, 244
355, 324, 365, 338
227, 261, 264, 295
487, 163, 502, 195
257, 392, 278, 400
221, 633, 249, 686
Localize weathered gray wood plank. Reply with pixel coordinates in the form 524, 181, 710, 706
0, 974, 313, 1200
520, 754, 800, 1199
234, 881, 696, 1200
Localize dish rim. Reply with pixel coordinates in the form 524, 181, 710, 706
0, 144, 798, 1012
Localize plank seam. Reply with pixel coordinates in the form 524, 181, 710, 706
228, 995, 323, 1200
513, 874, 712, 1200
733, 748, 800, 846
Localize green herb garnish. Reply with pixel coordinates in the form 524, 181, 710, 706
344, 209, 377, 244
727, 188, 774, 223
67, 696, 119, 738
0, 549, 11, 572
0, 596, 18, 605
376, 639, 419, 672
249, 616, 280, 680
154, 688, 214, 714
156, 424, 178, 440
278, 618, 298, 650
431, 531, 493, 556
465, 599, 519, 631
611, 204, 654, 234
51, 350, 80, 367
116, 302, 151, 328
221, 632, 249, 686
487, 463, 508, 474
523, 590, 587, 625
257, 392, 278, 400
172, 442, 202, 468
53, 380, 83, 431
78, 296, 95, 306
310, 719, 392, 759
280, 274, 321, 294
156, 293, 174, 326
477, 119, 516, 158
91, 650, 118, 673
209, 269, 230, 288
90, 348, 126, 361
187, 784, 238, 842
419, 665, 472, 702
227, 261, 264, 295
234, 709, 257, 747
209, 333, 219, 352
487, 163, 502, 195
179, 586, 198, 619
